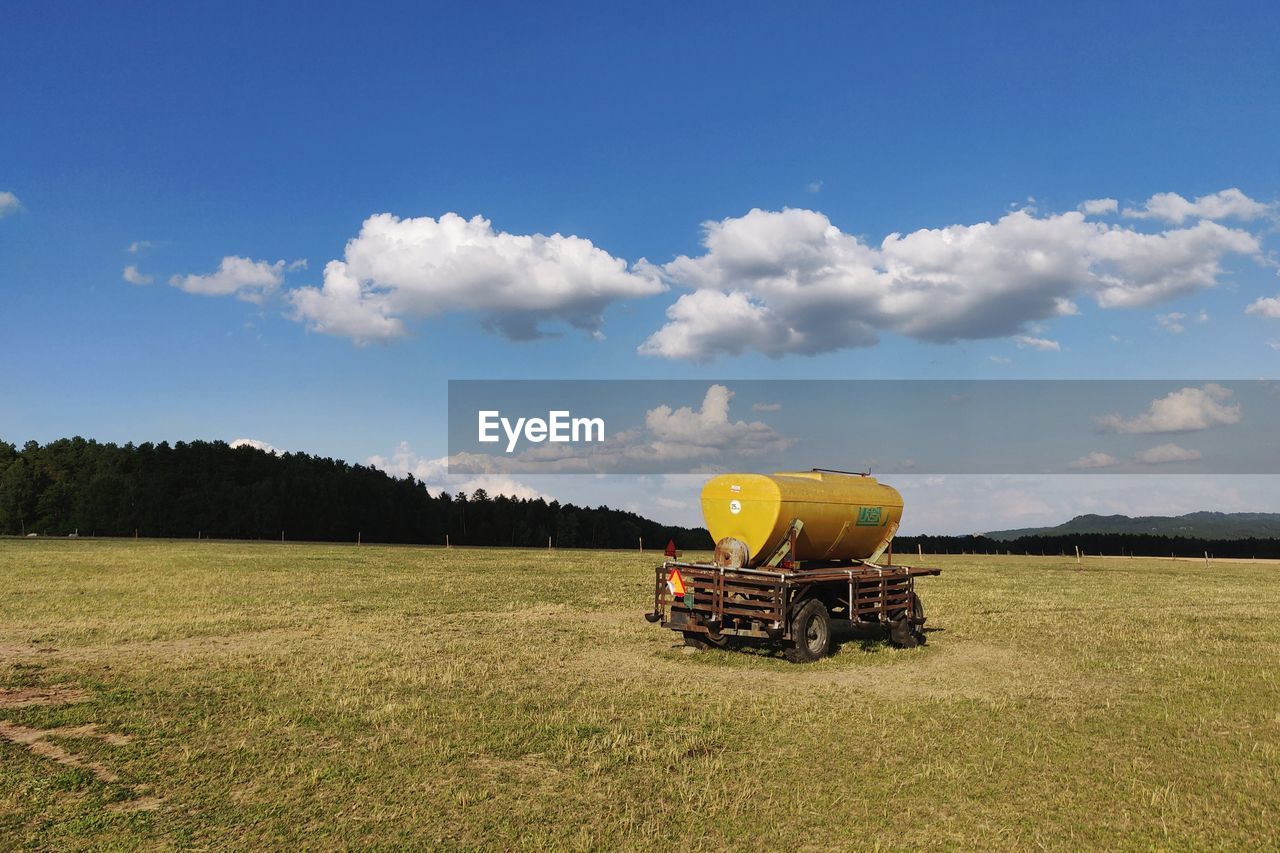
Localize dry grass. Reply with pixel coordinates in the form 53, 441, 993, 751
1, 539, 1278, 849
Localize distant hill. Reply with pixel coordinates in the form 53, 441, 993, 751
984, 512, 1280, 541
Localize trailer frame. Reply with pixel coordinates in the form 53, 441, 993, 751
645, 558, 941, 656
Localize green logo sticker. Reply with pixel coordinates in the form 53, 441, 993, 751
856, 506, 882, 526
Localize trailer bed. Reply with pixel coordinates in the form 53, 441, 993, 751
647, 560, 940, 653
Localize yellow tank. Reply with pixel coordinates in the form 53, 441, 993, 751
701, 471, 903, 567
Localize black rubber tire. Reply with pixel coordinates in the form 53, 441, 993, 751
682, 630, 729, 650
888, 617, 918, 648
784, 599, 832, 663
705, 625, 731, 648
889, 593, 927, 648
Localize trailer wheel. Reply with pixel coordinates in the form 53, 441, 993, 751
784, 599, 831, 663
910, 592, 926, 627
888, 617, 917, 648
889, 594, 927, 648
682, 631, 729, 650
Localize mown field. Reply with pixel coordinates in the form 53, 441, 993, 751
1, 540, 1278, 849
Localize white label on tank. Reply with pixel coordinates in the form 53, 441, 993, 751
730, 484, 741, 492
729, 499, 742, 515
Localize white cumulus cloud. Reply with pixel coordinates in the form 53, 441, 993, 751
1068, 451, 1121, 470
1079, 198, 1118, 215
1157, 309, 1210, 334
1246, 295, 1280, 319
288, 212, 664, 344
640, 384, 791, 461
230, 438, 282, 455
0, 191, 21, 218
1122, 188, 1272, 224
640, 202, 1262, 361
1134, 443, 1202, 465
1096, 384, 1242, 434
368, 442, 549, 500
1014, 334, 1061, 351
171, 256, 289, 304
122, 265, 153, 286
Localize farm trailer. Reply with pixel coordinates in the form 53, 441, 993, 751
645, 555, 940, 662
645, 469, 941, 662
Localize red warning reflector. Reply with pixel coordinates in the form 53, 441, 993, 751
664, 539, 678, 558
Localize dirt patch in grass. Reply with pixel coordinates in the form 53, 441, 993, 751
1, 627, 312, 664
0, 721, 130, 783
91, 626, 312, 658
106, 795, 162, 813
0, 685, 91, 709
469, 752, 561, 783
0, 686, 136, 789
584, 637, 1094, 702
507, 604, 1085, 701
0, 643, 61, 658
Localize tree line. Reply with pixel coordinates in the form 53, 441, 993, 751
0, 438, 713, 549
6, 437, 1278, 558
894, 533, 1280, 560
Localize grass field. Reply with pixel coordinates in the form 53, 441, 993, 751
1, 540, 1278, 849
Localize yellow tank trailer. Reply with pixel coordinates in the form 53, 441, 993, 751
701, 470, 904, 568
646, 469, 939, 661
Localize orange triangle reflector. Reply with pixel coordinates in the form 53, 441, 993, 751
668, 567, 686, 597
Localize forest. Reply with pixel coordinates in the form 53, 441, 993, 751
0, 438, 712, 549
893, 533, 1280, 560
5, 437, 1280, 558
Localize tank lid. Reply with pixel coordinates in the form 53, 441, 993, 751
775, 469, 873, 482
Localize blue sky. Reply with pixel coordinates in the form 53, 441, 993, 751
4, 2, 1280, 531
